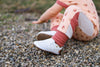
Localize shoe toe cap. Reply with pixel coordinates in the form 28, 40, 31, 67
34, 41, 39, 46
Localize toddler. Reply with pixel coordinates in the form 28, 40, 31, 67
32, 0, 99, 54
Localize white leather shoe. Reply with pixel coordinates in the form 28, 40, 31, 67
36, 31, 56, 40
34, 38, 62, 54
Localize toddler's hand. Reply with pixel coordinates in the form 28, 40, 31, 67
32, 20, 42, 24
32, 20, 48, 24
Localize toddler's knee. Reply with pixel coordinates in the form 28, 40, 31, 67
66, 5, 79, 10
64, 5, 80, 13
68, 5, 79, 8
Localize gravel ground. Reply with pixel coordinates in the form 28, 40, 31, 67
0, 13, 100, 67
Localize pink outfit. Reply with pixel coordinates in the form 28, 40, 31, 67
50, 0, 99, 41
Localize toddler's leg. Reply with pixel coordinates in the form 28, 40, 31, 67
52, 5, 80, 47
52, 5, 95, 47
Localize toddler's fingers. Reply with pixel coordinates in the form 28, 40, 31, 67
32, 21, 39, 24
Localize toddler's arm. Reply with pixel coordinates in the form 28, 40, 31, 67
32, 3, 63, 24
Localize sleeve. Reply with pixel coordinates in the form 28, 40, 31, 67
56, 0, 69, 8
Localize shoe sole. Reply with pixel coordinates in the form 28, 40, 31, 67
37, 33, 52, 40
34, 43, 61, 55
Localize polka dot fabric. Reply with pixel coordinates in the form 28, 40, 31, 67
49, 0, 99, 41
50, 13, 63, 30
56, 0, 99, 31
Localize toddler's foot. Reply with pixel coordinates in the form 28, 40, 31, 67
34, 38, 62, 54
36, 31, 56, 40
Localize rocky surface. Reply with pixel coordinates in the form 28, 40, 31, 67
0, 13, 100, 67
